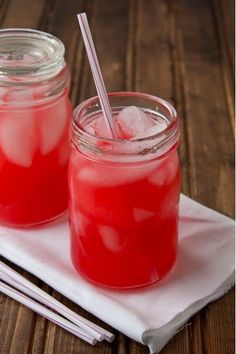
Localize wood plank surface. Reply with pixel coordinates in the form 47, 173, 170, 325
211, 0, 235, 130
173, 3, 235, 354
0, 0, 234, 353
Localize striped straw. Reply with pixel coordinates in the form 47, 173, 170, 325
77, 13, 118, 138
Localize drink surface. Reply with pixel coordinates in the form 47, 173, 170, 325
0, 92, 71, 226
69, 107, 180, 288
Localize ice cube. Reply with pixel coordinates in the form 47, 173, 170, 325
0, 110, 37, 167
134, 121, 167, 139
157, 184, 179, 219
79, 167, 100, 185
76, 211, 90, 237
148, 154, 179, 186
94, 117, 110, 138
148, 167, 166, 187
78, 160, 158, 187
98, 225, 124, 252
79, 166, 124, 187
133, 208, 155, 222
86, 124, 96, 135
78, 164, 122, 187
84, 116, 112, 138
116, 106, 155, 139
79, 166, 133, 187
38, 96, 68, 155
58, 140, 70, 166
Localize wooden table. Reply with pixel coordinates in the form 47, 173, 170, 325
0, 0, 234, 353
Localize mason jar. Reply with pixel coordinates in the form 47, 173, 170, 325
0, 28, 72, 227
69, 92, 180, 289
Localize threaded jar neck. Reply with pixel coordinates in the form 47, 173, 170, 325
72, 92, 180, 163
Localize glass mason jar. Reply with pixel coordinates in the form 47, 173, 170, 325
69, 92, 180, 289
0, 29, 72, 227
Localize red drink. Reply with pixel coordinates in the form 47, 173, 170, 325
0, 95, 71, 226
0, 29, 72, 227
69, 92, 180, 288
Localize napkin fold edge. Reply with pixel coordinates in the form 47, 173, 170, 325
142, 271, 235, 354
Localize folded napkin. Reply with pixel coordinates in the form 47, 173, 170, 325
0, 194, 234, 354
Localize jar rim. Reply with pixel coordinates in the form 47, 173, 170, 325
72, 92, 180, 162
0, 28, 65, 80
73, 91, 178, 142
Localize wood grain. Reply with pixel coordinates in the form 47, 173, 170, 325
218, 0, 234, 74
134, 1, 191, 353
0, 0, 234, 353
211, 0, 235, 131
135, 0, 174, 101
173, 2, 235, 354
1, 0, 44, 28
78, 0, 129, 102
45, 0, 86, 107
0, 268, 40, 354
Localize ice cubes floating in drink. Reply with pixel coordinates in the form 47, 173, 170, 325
0, 88, 68, 167
0, 87, 71, 226
69, 136, 180, 287
86, 106, 168, 140
116, 106, 155, 139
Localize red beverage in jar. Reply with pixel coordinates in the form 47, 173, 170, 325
0, 29, 72, 227
69, 92, 180, 288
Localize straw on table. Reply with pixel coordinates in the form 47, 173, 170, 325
0, 280, 97, 345
0, 261, 114, 342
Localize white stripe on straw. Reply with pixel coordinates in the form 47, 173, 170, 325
0, 261, 114, 342
77, 12, 118, 139
0, 280, 96, 345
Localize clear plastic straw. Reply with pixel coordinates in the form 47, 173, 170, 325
77, 12, 118, 138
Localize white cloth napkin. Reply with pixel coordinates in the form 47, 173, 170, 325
0, 194, 234, 354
